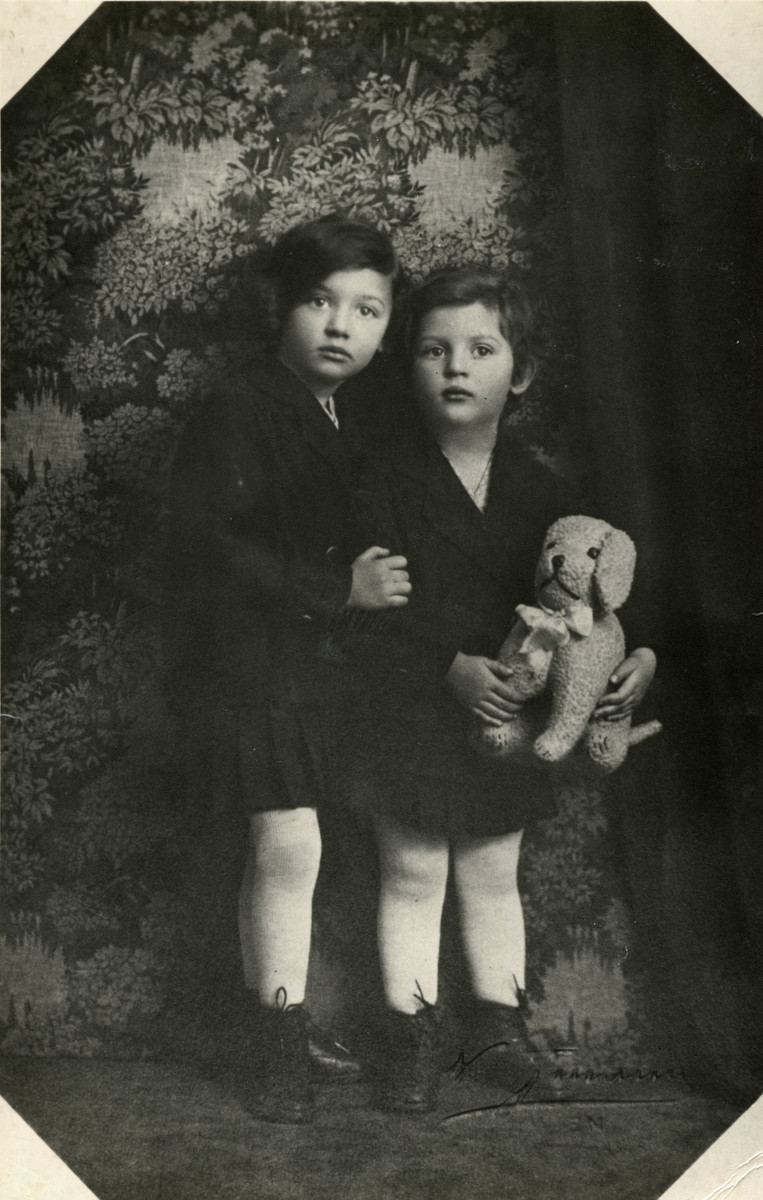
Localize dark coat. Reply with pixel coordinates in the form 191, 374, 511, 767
342, 416, 577, 838
163, 356, 373, 813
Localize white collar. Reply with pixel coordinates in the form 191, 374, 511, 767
318, 395, 339, 429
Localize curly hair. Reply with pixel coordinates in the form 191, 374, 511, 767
398, 265, 536, 387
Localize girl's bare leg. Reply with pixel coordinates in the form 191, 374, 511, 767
453, 829, 525, 1005
373, 814, 449, 1113
238, 807, 321, 1007
375, 815, 449, 1012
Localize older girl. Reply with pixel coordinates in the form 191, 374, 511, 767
164, 215, 409, 1124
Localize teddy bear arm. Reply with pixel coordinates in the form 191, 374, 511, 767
496, 622, 554, 700
479, 708, 537, 757
496, 620, 525, 659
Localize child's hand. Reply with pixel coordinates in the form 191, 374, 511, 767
595, 647, 657, 720
347, 546, 411, 609
446, 652, 524, 725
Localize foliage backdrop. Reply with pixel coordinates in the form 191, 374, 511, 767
2, 2, 650, 1070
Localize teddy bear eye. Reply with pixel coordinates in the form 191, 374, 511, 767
587, 547, 600, 560
546, 541, 557, 550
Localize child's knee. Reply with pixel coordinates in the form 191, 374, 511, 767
453, 841, 521, 900
250, 807, 322, 883
382, 844, 448, 900
457, 869, 519, 903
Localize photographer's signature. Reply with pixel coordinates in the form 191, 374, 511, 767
441, 1042, 684, 1121
441, 1042, 540, 1120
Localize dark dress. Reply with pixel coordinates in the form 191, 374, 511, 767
163, 355, 373, 814
342, 415, 577, 839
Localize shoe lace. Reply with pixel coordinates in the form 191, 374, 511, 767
271, 987, 311, 1064
274, 987, 351, 1055
513, 976, 530, 1015
274, 986, 303, 1017
412, 979, 438, 1017
411, 981, 441, 1052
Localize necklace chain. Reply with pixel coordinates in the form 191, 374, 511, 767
443, 447, 495, 504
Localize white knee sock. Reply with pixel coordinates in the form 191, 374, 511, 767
454, 830, 526, 1006
238, 808, 322, 1008
375, 817, 449, 1014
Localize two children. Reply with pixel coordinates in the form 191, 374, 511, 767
165, 220, 655, 1124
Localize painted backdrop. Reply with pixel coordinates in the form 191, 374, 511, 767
2, 2, 659, 1073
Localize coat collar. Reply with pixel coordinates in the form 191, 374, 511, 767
249, 355, 347, 468
389, 417, 532, 579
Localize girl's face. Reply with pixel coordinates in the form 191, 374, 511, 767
411, 302, 530, 436
278, 267, 393, 401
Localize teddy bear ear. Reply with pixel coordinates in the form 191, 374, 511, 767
593, 528, 636, 612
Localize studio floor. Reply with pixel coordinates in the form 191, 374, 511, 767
0, 1055, 745, 1200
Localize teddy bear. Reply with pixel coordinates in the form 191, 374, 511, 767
477, 515, 661, 772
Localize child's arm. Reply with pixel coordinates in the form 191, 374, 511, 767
595, 647, 657, 719
174, 396, 408, 621
445, 652, 524, 726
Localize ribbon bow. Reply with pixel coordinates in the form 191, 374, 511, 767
515, 603, 594, 656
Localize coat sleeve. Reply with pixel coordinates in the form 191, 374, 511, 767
339, 466, 465, 691
167, 393, 352, 624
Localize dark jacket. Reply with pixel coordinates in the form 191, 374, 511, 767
342, 416, 578, 837
163, 356, 372, 812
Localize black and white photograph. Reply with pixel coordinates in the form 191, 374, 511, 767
1, 3, 761, 1198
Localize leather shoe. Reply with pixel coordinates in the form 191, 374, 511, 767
306, 1020, 361, 1082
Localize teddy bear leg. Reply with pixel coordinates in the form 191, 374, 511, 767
477, 712, 535, 758
585, 718, 630, 774
533, 721, 589, 763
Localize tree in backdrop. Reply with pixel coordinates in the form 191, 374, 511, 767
2, 2, 632, 1062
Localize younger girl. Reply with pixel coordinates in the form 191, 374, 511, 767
351, 266, 657, 1112
163, 215, 409, 1124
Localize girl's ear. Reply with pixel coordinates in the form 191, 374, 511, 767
509, 358, 536, 395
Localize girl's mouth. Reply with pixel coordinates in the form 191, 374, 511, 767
319, 346, 352, 360
442, 388, 472, 401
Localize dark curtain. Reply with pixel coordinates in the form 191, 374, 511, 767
554, 3, 763, 1102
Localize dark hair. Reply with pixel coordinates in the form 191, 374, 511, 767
263, 213, 403, 326
401, 265, 536, 386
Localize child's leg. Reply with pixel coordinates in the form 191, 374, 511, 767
452, 829, 525, 1005
238, 807, 321, 1007
374, 814, 449, 1112
375, 815, 450, 1012
238, 806, 359, 1123
452, 830, 536, 1089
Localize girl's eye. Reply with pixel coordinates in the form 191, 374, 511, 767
474, 345, 493, 357
309, 295, 328, 308
358, 305, 379, 318
421, 345, 444, 358
587, 547, 600, 560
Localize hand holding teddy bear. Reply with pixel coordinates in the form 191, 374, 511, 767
470, 515, 660, 773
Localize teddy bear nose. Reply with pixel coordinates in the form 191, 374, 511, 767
552, 554, 565, 572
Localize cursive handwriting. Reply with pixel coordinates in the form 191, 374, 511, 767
442, 1068, 540, 1121
548, 1064, 685, 1084
446, 1041, 515, 1083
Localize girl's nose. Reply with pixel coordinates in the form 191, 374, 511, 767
325, 307, 350, 337
445, 351, 468, 376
